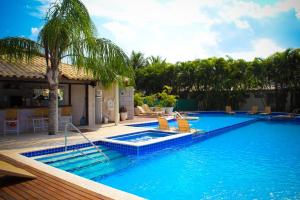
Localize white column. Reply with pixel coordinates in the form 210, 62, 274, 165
88, 85, 96, 127
114, 82, 120, 125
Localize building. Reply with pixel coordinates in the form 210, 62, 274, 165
0, 57, 134, 133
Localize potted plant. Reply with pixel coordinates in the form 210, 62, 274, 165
119, 106, 128, 121
158, 86, 177, 114
164, 94, 177, 114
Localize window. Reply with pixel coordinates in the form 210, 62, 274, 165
0, 82, 69, 108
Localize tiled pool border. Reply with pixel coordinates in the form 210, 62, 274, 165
98, 133, 192, 155
22, 116, 261, 158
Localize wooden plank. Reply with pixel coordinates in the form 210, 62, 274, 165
2, 187, 24, 200
24, 182, 67, 200
9, 158, 103, 200
0, 190, 15, 200
7, 184, 38, 200
20, 165, 102, 200
20, 182, 53, 200
0, 155, 107, 200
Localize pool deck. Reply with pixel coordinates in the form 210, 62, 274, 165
0, 154, 108, 200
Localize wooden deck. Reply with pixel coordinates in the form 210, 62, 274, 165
0, 155, 108, 200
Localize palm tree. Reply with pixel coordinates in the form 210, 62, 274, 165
148, 55, 166, 65
0, 0, 133, 135
130, 51, 148, 69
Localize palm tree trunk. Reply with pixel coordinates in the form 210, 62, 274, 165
48, 84, 59, 135
47, 65, 59, 135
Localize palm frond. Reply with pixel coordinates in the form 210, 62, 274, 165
0, 37, 42, 61
88, 38, 133, 87
39, 0, 97, 66
39, 0, 133, 87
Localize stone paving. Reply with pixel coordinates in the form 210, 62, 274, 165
0, 116, 156, 151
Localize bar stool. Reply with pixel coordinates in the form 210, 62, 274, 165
32, 108, 49, 133
59, 106, 72, 130
3, 109, 19, 135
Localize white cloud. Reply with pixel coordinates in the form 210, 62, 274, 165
32, 0, 298, 62
225, 38, 284, 61
30, 26, 42, 39
31, 27, 40, 35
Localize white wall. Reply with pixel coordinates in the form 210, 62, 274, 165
119, 87, 134, 119
101, 85, 116, 122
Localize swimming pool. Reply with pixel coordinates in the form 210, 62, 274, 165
101, 120, 300, 199
26, 114, 300, 199
109, 131, 172, 143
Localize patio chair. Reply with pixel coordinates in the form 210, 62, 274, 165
3, 109, 19, 135
157, 117, 170, 130
248, 106, 258, 114
225, 106, 235, 114
136, 106, 147, 115
260, 106, 271, 115
32, 108, 49, 133
177, 119, 204, 134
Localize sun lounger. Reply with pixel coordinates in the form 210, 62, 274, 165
174, 111, 199, 120
225, 106, 235, 114
248, 106, 258, 114
260, 106, 271, 115
142, 104, 164, 116
177, 119, 204, 134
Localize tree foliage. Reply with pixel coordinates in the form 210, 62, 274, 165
134, 48, 300, 111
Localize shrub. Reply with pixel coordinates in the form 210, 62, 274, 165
144, 94, 157, 107
134, 92, 144, 107
158, 85, 177, 107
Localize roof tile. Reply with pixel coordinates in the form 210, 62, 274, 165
0, 57, 94, 81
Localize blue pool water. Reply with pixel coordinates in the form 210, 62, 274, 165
100, 121, 300, 199
31, 115, 300, 199
130, 114, 255, 131
109, 131, 171, 143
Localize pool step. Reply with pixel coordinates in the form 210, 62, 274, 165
52, 150, 121, 171
35, 146, 109, 163
34, 146, 133, 179
74, 156, 133, 180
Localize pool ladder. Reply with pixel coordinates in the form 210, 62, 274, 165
64, 123, 109, 162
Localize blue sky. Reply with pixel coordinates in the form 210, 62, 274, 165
0, 0, 299, 62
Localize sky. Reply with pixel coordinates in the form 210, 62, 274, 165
0, 0, 299, 63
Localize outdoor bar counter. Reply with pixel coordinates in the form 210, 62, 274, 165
0, 106, 71, 134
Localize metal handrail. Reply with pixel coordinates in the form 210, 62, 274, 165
64, 123, 109, 161
174, 111, 183, 118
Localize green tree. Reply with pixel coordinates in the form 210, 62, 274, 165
130, 51, 148, 69
0, 0, 132, 134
